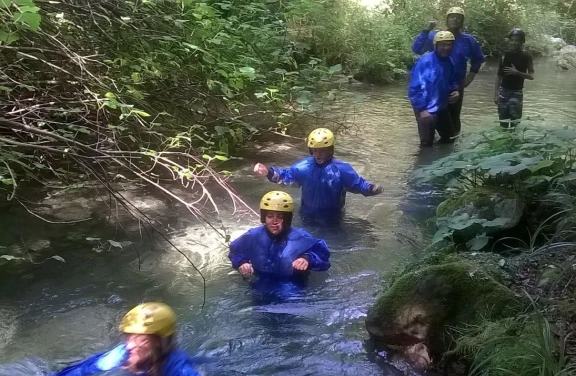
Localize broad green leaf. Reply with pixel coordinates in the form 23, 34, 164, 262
557, 172, 576, 183
50, 255, 65, 263
0, 30, 19, 44
0, 0, 11, 8
18, 5, 39, 12
214, 155, 228, 161
483, 218, 510, 227
466, 233, 490, 251
108, 240, 123, 248
13, 0, 35, 5
528, 159, 555, 173
0, 255, 24, 261
12, 12, 41, 31
329, 64, 342, 73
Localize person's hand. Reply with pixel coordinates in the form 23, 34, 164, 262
292, 257, 309, 271
493, 94, 499, 105
238, 262, 254, 276
96, 343, 128, 371
372, 184, 383, 195
425, 20, 437, 31
448, 91, 460, 104
462, 72, 476, 88
253, 163, 269, 176
503, 64, 519, 76
420, 110, 432, 118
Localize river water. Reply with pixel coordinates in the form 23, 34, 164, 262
0, 60, 575, 376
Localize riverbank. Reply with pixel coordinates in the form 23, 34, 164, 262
366, 125, 576, 375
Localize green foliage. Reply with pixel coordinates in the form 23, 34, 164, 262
468, 315, 576, 376
412, 126, 576, 194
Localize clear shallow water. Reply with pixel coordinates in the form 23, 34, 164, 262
0, 59, 575, 376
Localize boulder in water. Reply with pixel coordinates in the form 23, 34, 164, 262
556, 45, 576, 70
435, 187, 525, 242
365, 261, 523, 355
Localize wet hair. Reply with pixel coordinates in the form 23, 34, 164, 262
127, 334, 176, 376
260, 209, 292, 229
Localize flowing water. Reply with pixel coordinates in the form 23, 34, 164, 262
0, 60, 575, 376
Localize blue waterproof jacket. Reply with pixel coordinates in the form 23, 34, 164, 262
228, 226, 330, 277
267, 157, 376, 216
412, 30, 485, 86
408, 51, 459, 114
52, 344, 201, 376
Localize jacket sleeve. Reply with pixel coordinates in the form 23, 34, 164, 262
408, 59, 430, 112
412, 31, 434, 55
339, 163, 375, 196
228, 232, 251, 269
178, 364, 202, 376
52, 344, 127, 376
302, 240, 331, 271
468, 36, 485, 74
267, 164, 300, 186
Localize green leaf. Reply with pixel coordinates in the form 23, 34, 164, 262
557, 172, 576, 183
86, 237, 101, 241
12, 12, 41, 31
0, 0, 11, 8
13, 0, 35, 5
483, 218, 510, 227
214, 155, 228, 161
329, 64, 342, 73
50, 255, 65, 263
528, 159, 555, 173
0, 30, 19, 44
131, 109, 150, 117
0, 255, 25, 261
202, 154, 212, 160
238, 66, 256, 80
128, 135, 137, 143
108, 240, 123, 249
466, 233, 490, 251
18, 5, 39, 12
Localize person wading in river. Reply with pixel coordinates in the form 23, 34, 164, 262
494, 28, 535, 129
409, 31, 461, 147
51, 302, 202, 376
229, 190, 331, 282
412, 7, 485, 135
253, 128, 383, 219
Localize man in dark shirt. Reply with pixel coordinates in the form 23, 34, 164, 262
494, 28, 535, 129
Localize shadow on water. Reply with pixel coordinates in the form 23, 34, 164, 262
0, 59, 575, 376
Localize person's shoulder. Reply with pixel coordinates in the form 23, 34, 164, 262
331, 159, 354, 170
521, 50, 533, 59
287, 226, 314, 239
293, 157, 315, 168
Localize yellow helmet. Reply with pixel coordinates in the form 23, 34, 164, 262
434, 31, 455, 45
259, 191, 294, 212
307, 128, 335, 148
446, 6, 465, 17
119, 302, 176, 337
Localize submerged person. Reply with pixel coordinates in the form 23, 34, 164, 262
253, 128, 383, 218
494, 28, 535, 129
412, 7, 485, 134
408, 31, 461, 147
228, 190, 330, 283
52, 302, 201, 376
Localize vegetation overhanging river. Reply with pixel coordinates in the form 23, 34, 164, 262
0, 60, 575, 376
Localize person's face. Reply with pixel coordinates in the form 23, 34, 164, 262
311, 147, 332, 165
508, 35, 524, 51
436, 41, 454, 58
265, 212, 285, 235
447, 14, 464, 30
124, 334, 158, 372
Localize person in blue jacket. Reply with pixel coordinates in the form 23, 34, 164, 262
409, 31, 461, 147
51, 302, 201, 376
253, 128, 383, 218
412, 6, 485, 134
228, 190, 330, 280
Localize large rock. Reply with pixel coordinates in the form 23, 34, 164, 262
435, 187, 525, 241
557, 45, 576, 70
365, 261, 523, 354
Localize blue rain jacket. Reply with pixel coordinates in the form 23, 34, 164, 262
267, 157, 376, 216
412, 30, 485, 85
228, 226, 330, 278
408, 51, 459, 114
52, 343, 201, 376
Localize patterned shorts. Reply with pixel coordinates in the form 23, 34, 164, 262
498, 87, 524, 122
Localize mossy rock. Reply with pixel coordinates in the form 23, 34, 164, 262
436, 186, 525, 242
365, 260, 524, 353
